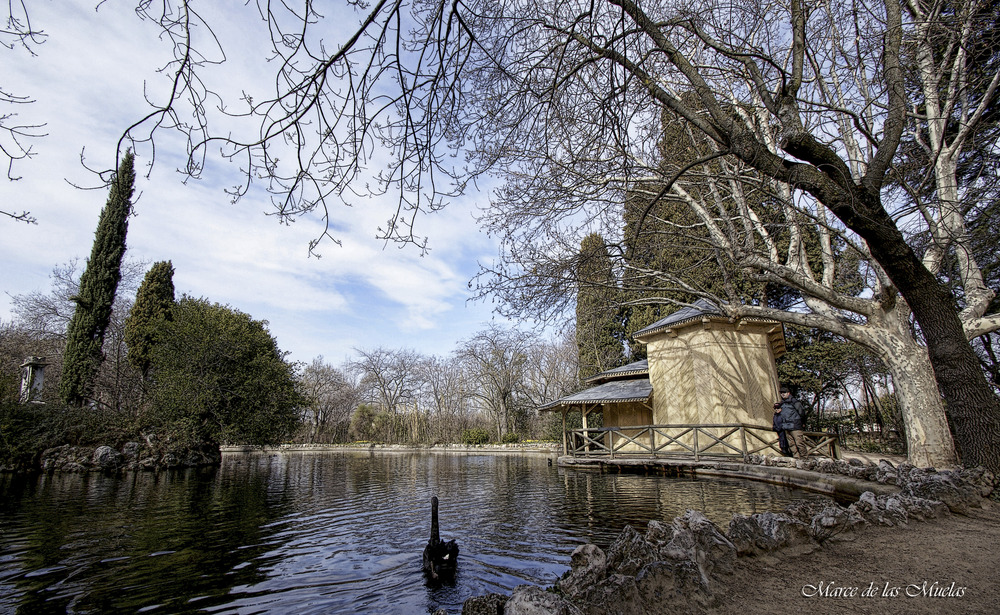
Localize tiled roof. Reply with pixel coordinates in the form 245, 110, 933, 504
585, 359, 649, 384
632, 298, 722, 339
539, 378, 653, 411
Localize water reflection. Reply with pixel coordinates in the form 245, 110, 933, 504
0, 451, 831, 614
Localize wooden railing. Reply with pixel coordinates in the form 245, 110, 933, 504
567, 423, 840, 460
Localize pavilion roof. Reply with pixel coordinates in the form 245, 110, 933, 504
539, 377, 652, 411
585, 359, 649, 384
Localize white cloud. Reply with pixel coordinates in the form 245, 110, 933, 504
1, 3, 507, 365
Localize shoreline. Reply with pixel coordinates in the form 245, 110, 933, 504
223, 444, 906, 502
219, 442, 561, 455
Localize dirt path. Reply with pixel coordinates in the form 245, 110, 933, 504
713, 501, 1000, 614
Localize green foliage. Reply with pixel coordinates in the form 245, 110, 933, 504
60, 151, 135, 405
124, 261, 175, 378
576, 233, 626, 380
0, 401, 132, 471
349, 404, 379, 442
461, 427, 491, 445
500, 432, 520, 444
147, 297, 302, 446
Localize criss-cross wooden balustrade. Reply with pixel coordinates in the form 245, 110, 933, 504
567, 423, 840, 460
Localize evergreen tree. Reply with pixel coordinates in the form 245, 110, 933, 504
124, 260, 175, 378
575, 233, 625, 380
620, 102, 771, 355
148, 297, 303, 446
59, 151, 135, 405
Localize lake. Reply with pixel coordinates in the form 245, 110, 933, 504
0, 450, 832, 614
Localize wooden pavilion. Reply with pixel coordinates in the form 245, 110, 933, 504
541, 299, 822, 459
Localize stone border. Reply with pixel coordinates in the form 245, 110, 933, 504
555, 455, 903, 499
221, 442, 560, 455
459, 460, 996, 615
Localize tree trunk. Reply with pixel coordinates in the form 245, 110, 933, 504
881, 337, 957, 468
845, 194, 1000, 472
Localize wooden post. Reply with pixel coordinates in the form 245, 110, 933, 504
561, 408, 568, 456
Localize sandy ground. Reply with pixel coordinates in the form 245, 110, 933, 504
713, 500, 1000, 614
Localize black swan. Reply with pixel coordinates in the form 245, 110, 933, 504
422, 496, 459, 580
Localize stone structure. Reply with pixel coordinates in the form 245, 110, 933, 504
19, 356, 50, 403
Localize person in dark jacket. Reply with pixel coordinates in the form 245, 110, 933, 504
776, 386, 807, 458
772, 400, 792, 456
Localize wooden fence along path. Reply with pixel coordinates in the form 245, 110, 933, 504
566, 423, 840, 460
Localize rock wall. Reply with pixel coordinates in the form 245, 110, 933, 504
37, 441, 221, 473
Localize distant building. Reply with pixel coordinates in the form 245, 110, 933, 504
541, 299, 786, 455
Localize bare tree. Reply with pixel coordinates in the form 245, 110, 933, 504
350, 346, 424, 412
1, 0, 46, 186
456, 325, 533, 440
417, 354, 475, 442
298, 356, 360, 443
522, 329, 579, 409
7, 258, 148, 412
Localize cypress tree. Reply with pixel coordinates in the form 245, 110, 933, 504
576, 233, 626, 380
59, 151, 135, 405
124, 260, 176, 379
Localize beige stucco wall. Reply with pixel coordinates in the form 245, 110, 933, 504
603, 402, 654, 453
644, 320, 780, 431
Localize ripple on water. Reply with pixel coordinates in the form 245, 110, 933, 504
0, 451, 833, 614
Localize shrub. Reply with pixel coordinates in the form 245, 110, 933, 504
500, 432, 521, 444
461, 428, 491, 445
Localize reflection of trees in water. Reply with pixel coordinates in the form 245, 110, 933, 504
0, 465, 289, 613
558, 471, 830, 545
1, 452, 834, 613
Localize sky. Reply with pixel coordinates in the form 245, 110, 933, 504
0, 2, 519, 366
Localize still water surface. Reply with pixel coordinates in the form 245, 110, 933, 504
0, 450, 831, 614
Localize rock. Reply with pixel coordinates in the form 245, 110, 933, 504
558, 544, 607, 598
637, 559, 715, 614
849, 491, 906, 527
571, 574, 640, 615
121, 442, 143, 460
815, 458, 838, 474
462, 592, 507, 615
93, 446, 124, 471
875, 459, 897, 485
504, 586, 581, 615
782, 499, 831, 523
557, 512, 734, 613
661, 510, 736, 580
40, 445, 96, 472
603, 525, 659, 577
899, 469, 982, 514
795, 458, 818, 471
727, 512, 813, 556
956, 466, 997, 498
807, 504, 864, 542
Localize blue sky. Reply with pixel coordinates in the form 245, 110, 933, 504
0, 2, 516, 365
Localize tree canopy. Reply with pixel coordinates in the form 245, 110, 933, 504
148, 296, 302, 446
